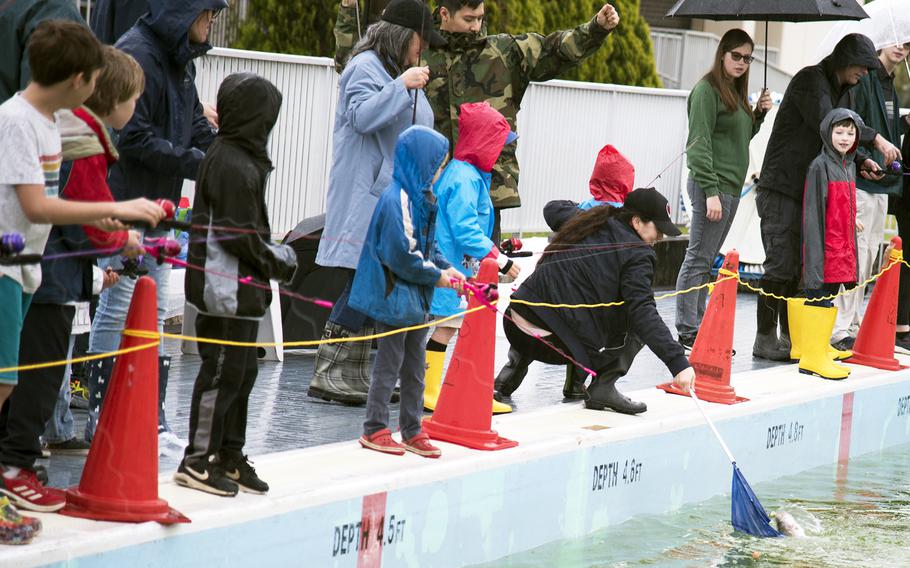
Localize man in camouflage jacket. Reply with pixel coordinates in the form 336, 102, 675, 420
335, 0, 619, 222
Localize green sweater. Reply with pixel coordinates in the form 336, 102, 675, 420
686, 79, 763, 198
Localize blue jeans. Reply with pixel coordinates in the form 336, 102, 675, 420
675, 178, 739, 337
43, 335, 75, 443
89, 251, 171, 355
328, 269, 369, 332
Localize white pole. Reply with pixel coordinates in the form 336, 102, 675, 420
690, 387, 737, 464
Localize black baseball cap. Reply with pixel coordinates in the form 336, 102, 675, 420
624, 187, 681, 237
381, 0, 447, 48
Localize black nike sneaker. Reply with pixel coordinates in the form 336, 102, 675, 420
221, 451, 269, 495
173, 455, 238, 497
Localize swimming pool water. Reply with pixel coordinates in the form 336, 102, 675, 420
481, 443, 910, 567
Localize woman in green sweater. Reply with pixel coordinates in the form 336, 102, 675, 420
675, 29, 772, 349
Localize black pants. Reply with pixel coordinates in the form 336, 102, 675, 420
503, 318, 643, 403
756, 189, 802, 284
894, 196, 910, 327
184, 314, 259, 461
0, 303, 74, 469
805, 283, 843, 308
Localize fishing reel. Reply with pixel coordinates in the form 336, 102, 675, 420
464, 281, 499, 304
116, 239, 181, 279
0, 233, 41, 266
145, 238, 182, 265
883, 161, 909, 177
499, 237, 533, 258
0, 233, 25, 257
116, 256, 149, 279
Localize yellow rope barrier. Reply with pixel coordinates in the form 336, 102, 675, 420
0, 341, 159, 375
123, 303, 494, 349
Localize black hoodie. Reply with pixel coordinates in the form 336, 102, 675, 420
759, 34, 879, 201
185, 73, 297, 319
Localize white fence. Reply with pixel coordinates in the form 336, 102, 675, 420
192, 49, 338, 234
193, 48, 692, 235
507, 80, 689, 232
651, 28, 792, 96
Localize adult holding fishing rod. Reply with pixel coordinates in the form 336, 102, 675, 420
833, 42, 910, 352
335, 0, 620, 245
493, 188, 695, 414
310, 0, 446, 406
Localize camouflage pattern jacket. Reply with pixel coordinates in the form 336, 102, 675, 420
335, 5, 611, 209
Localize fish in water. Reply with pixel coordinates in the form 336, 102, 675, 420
771, 511, 805, 538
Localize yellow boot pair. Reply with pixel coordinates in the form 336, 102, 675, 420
787, 299, 850, 380
424, 350, 512, 414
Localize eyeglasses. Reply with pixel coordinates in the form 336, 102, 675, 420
728, 51, 755, 64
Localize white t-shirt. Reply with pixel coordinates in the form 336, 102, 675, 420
0, 94, 61, 293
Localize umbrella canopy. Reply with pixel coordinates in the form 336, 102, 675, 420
666, 0, 869, 89
666, 0, 869, 22
816, 0, 910, 61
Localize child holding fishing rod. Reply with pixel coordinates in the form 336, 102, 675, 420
0, 22, 164, 538
175, 72, 297, 497
350, 125, 465, 459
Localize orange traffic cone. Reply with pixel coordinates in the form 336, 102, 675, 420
658, 250, 747, 404
846, 237, 907, 371
423, 259, 518, 451
61, 276, 189, 524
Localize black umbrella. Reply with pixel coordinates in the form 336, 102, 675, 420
666, 0, 870, 89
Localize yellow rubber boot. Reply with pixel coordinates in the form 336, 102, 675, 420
492, 397, 512, 415
423, 350, 446, 412
787, 298, 806, 361
790, 298, 851, 362
798, 305, 850, 380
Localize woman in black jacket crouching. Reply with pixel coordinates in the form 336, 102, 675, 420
494, 188, 695, 414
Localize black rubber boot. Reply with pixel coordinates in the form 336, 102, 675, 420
752, 280, 791, 361
493, 348, 532, 400
585, 378, 647, 414
84, 356, 116, 442
584, 335, 645, 414
562, 365, 588, 401
158, 355, 171, 434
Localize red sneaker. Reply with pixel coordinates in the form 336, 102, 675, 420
359, 429, 405, 456
403, 433, 441, 459
1, 468, 66, 512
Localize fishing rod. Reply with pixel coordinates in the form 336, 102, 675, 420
462, 280, 597, 379
411, 0, 427, 125
643, 136, 702, 188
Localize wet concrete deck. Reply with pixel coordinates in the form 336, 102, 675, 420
43, 291, 780, 490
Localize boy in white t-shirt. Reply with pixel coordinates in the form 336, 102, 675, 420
0, 20, 163, 539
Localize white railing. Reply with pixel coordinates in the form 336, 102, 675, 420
507, 81, 690, 232
651, 28, 791, 95
192, 49, 339, 234
191, 48, 692, 234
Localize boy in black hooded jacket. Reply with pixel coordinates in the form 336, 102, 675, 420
175, 72, 297, 497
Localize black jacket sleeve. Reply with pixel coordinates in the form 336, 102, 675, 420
208, 164, 297, 284
618, 251, 690, 376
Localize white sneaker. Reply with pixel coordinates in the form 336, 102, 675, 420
158, 431, 187, 457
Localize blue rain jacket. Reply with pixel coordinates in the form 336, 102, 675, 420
316, 50, 434, 270
430, 160, 494, 317
349, 126, 452, 327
